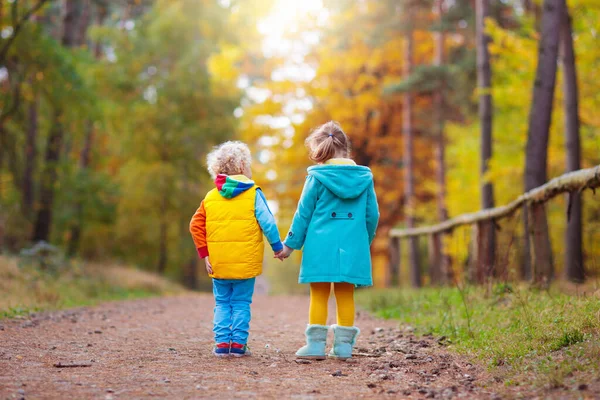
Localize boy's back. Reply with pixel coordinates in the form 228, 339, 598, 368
189, 141, 282, 358
202, 175, 264, 279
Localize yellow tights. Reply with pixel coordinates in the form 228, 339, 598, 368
309, 282, 355, 327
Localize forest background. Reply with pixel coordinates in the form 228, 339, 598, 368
0, 0, 598, 293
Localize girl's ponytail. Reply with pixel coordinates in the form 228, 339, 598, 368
305, 121, 350, 163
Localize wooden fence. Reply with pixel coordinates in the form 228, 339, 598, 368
388, 165, 600, 285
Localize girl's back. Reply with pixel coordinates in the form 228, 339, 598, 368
286, 160, 379, 287
279, 121, 380, 362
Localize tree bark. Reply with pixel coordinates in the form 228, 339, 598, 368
23, 95, 38, 219
76, 0, 91, 47
524, 0, 563, 285
66, 120, 94, 257
521, 204, 532, 280
403, 24, 421, 288
428, 234, 442, 284
32, 112, 63, 242
433, 0, 451, 284
32, 0, 78, 243
183, 257, 198, 290
560, 5, 584, 283
388, 237, 400, 286
476, 0, 496, 279
61, 0, 78, 47
67, 0, 97, 257
157, 195, 168, 275
93, 3, 108, 58
0, 127, 3, 253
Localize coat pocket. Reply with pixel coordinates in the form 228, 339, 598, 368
329, 211, 354, 220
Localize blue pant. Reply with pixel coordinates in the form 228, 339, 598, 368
212, 278, 255, 344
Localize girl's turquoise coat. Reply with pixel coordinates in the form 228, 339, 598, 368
284, 165, 380, 286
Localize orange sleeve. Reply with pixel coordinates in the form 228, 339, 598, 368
189, 201, 209, 258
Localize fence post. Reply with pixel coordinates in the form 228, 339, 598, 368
428, 233, 442, 285
480, 220, 496, 281
521, 204, 532, 280
529, 203, 554, 286
440, 232, 453, 284
389, 237, 401, 287
468, 223, 480, 283
409, 236, 421, 288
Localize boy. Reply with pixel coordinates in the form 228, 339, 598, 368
189, 141, 283, 357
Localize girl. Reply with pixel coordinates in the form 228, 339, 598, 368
277, 121, 380, 360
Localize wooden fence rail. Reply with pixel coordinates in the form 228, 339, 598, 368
388, 165, 600, 285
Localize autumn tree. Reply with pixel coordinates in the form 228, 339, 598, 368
32, 0, 80, 242
524, 0, 564, 285
560, 2, 583, 283
431, 0, 450, 285
475, 0, 496, 282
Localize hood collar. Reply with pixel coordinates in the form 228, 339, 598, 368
307, 164, 373, 199
215, 174, 255, 198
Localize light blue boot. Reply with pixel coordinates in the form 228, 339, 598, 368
328, 325, 360, 360
295, 324, 329, 360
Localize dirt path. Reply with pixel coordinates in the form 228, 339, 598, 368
0, 295, 501, 399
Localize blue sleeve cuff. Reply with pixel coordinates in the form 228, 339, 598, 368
271, 240, 283, 252
283, 239, 301, 251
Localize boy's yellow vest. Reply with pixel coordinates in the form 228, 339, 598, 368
203, 186, 264, 279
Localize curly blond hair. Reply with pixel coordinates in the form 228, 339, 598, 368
206, 141, 252, 179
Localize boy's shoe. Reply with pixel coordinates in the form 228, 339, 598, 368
296, 324, 329, 360
213, 342, 230, 357
230, 342, 251, 357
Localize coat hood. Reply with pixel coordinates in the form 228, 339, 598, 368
307, 165, 373, 199
215, 174, 255, 199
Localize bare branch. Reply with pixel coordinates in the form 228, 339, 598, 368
390, 165, 600, 238
0, 0, 51, 65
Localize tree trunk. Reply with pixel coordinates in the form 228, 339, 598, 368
560, 5, 584, 283
93, 3, 108, 58
23, 95, 38, 219
76, 0, 91, 47
32, 112, 63, 242
0, 131, 4, 253
403, 25, 421, 288
183, 257, 198, 290
524, 0, 563, 285
428, 234, 442, 284
61, 0, 78, 47
389, 237, 400, 286
32, 0, 78, 243
433, 0, 451, 284
476, 0, 496, 279
157, 192, 169, 274
521, 204, 532, 280
66, 121, 94, 257
66, 0, 98, 256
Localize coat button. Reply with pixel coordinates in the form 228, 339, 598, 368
348, 213, 352, 218
331, 212, 336, 218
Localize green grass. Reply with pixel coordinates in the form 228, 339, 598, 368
0, 256, 185, 319
357, 284, 600, 387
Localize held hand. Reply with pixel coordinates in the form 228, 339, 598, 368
204, 257, 213, 275
274, 249, 284, 260
274, 244, 294, 260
